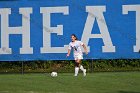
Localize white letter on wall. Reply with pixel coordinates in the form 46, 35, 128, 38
123, 5, 140, 52
40, 6, 69, 53
0, 8, 33, 54
82, 6, 115, 52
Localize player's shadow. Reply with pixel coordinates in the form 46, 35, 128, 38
119, 91, 140, 93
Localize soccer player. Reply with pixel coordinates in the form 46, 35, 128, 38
66, 34, 88, 76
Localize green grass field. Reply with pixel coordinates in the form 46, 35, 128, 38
0, 72, 140, 93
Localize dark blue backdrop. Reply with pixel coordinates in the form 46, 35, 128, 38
0, 0, 140, 61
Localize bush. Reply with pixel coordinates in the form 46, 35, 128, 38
0, 59, 140, 73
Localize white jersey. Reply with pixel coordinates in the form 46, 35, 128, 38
68, 40, 84, 56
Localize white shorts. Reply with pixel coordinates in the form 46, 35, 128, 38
74, 54, 83, 60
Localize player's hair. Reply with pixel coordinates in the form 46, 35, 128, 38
71, 34, 78, 40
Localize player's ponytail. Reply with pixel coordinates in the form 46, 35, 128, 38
71, 34, 78, 40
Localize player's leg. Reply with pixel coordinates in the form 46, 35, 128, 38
79, 60, 86, 76
74, 59, 80, 76
77, 58, 86, 76
74, 55, 86, 76
75, 59, 86, 76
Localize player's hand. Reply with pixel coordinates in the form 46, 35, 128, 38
66, 54, 70, 57
85, 51, 88, 55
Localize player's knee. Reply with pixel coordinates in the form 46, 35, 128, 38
75, 62, 79, 67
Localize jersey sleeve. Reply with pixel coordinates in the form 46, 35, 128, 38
68, 43, 72, 50
79, 41, 84, 46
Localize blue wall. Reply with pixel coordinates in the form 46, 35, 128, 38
0, 0, 140, 61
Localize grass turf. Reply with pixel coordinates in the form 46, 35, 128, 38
0, 72, 140, 93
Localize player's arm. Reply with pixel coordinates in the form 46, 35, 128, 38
67, 49, 71, 57
67, 43, 71, 57
82, 44, 88, 55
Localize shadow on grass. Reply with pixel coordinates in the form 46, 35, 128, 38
119, 91, 140, 93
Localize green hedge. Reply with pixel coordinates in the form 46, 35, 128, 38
0, 59, 140, 73
91, 59, 140, 72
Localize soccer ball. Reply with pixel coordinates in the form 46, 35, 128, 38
51, 72, 58, 77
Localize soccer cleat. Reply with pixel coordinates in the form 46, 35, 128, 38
83, 69, 86, 76
74, 74, 78, 77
